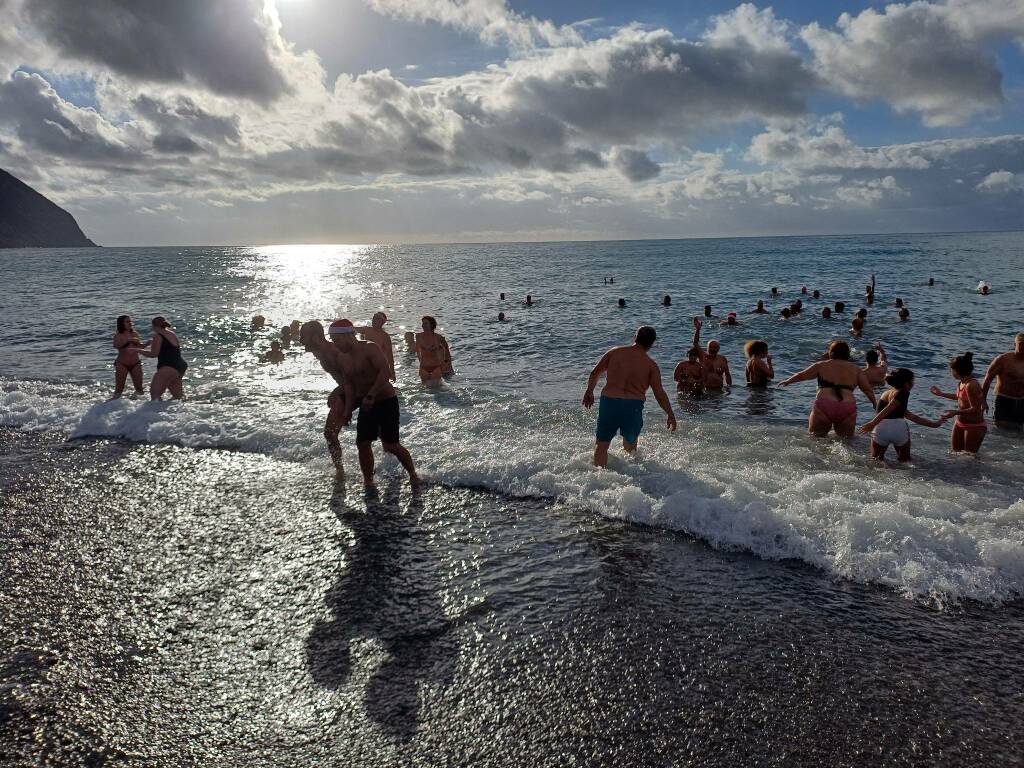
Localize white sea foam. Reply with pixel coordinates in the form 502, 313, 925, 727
3, 377, 1023, 606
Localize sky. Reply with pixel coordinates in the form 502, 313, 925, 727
0, 0, 1022, 246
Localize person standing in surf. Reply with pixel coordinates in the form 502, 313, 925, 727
981, 333, 1024, 431
355, 312, 396, 381
858, 368, 947, 462
300, 320, 354, 480
329, 319, 419, 489
931, 352, 987, 454
691, 317, 733, 390
778, 340, 876, 437
112, 314, 145, 399
582, 325, 677, 468
136, 316, 187, 401
415, 316, 446, 384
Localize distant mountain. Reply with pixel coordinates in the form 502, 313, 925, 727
0, 169, 97, 248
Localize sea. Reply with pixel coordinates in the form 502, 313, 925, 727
2, 231, 1024, 765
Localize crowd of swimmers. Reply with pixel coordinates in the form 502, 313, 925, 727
110, 273, 1022, 483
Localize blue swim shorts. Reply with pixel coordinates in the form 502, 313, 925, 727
595, 395, 645, 444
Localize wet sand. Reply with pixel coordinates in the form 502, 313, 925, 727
2, 428, 1023, 767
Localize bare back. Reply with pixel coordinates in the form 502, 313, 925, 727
993, 353, 1024, 397
601, 346, 656, 400
815, 359, 862, 403
360, 327, 394, 375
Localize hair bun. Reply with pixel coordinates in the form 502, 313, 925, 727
964, 351, 973, 361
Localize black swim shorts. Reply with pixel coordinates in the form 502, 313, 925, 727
356, 395, 401, 444
994, 394, 1024, 426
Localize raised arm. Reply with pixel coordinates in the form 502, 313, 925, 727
649, 362, 677, 431
692, 316, 702, 351
778, 362, 820, 387
857, 370, 877, 409
583, 351, 611, 408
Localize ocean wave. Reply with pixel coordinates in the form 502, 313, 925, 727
3, 377, 1023, 606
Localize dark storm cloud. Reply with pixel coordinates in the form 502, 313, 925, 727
152, 132, 203, 154
26, 0, 289, 102
612, 148, 660, 181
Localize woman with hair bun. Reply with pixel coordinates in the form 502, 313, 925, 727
859, 368, 948, 462
137, 316, 188, 401
931, 352, 987, 454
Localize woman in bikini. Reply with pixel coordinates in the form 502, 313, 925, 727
859, 368, 947, 462
779, 340, 877, 437
137, 316, 188, 401
112, 315, 145, 398
744, 340, 774, 387
415, 316, 445, 384
931, 352, 987, 454
863, 342, 888, 387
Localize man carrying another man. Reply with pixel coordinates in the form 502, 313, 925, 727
583, 325, 677, 468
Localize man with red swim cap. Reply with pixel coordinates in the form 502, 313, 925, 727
329, 318, 418, 488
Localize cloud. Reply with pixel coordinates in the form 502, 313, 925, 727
23, 0, 290, 102
802, 0, 1024, 126
611, 147, 661, 181
704, 4, 792, 53
833, 175, 907, 205
977, 170, 1024, 192
365, 0, 581, 48
747, 120, 931, 170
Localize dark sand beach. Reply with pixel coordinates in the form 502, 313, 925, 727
3, 427, 1023, 767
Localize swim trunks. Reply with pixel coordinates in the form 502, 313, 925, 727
994, 394, 1024, 426
595, 395, 644, 444
356, 395, 401, 443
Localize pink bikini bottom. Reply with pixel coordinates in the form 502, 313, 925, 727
814, 397, 857, 423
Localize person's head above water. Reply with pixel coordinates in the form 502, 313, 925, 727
618, 298, 626, 308
725, 312, 738, 325
780, 307, 792, 319
525, 294, 533, 303
851, 317, 865, 331
801, 286, 808, 294
372, 311, 387, 328
707, 339, 721, 356
899, 307, 910, 321
821, 306, 832, 319
299, 320, 325, 349
928, 277, 935, 286
771, 287, 779, 296
634, 325, 656, 349
704, 305, 712, 317
828, 340, 851, 360
756, 300, 764, 310
744, 339, 768, 358
500, 292, 505, 300
270, 340, 281, 351
865, 349, 879, 365
885, 367, 914, 390
421, 315, 437, 331
834, 301, 845, 313
894, 297, 904, 308
812, 289, 820, 299
949, 351, 974, 378
662, 295, 671, 306
117, 315, 133, 333
855, 308, 867, 319
498, 312, 506, 322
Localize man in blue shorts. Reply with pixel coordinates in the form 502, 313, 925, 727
582, 325, 677, 467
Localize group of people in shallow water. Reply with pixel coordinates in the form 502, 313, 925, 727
583, 277, 1023, 467
111, 315, 188, 401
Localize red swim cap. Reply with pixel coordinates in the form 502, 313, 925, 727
329, 318, 355, 335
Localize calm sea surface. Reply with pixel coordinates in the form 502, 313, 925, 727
1, 232, 1023, 603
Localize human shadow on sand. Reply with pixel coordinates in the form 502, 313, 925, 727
306, 483, 476, 741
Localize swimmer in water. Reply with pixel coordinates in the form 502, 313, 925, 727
300, 320, 354, 480
981, 333, 1024, 432
859, 368, 948, 462
265, 340, 285, 364
498, 312, 507, 322
583, 325, 677, 467
855, 308, 867, 320
112, 314, 145, 399
674, 347, 705, 397
404, 330, 416, 351
744, 340, 774, 387
779, 340, 876, 438
978, 282, 990, 295
851, 317, 865, 337
703, 305, 717, 320
898, 307, 910, 322
801, 286, 808, 295
719, 312, 740, 327
931, 352, 987, 454
863, 343, 888, 386
834, 301, 846, 314
354, 312, 395, 381
770, 287, 779, 299
662, 295, 671, 306
821, 306, 832, 319
894, 297, 904, 308
780, 307, 792, 320
289, 319, 301, 339
751, 300, 768, 314
692, 317, 732, 390
928, 277, 935, 286
279, 326, 292, 349
618, 298, 626, 308
415, 316, 446, 384
524, 294, 534, 306
251, 315, 265, 330
789, 301, 802, 315
812, 289, 820, 300
500, 292, 505, 300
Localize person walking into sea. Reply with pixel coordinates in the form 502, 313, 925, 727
583, 326, 676, 468
112, 314, 145, 399
744, 340, 774, 387
135, 316, 188, 401
692, 317, 732, 390
779, 340, 876, 437
931, 352, 987, 454
863, 343, 888, 386
300, 320, 354, 480
981, 333, 1024, 431
329, 318, 419, 488
674, 347, 705, 398
355, 312, 395, 381
415, 316, 446, 384
859, 368, 948, 462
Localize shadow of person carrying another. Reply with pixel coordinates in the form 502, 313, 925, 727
306, 482, 465, 742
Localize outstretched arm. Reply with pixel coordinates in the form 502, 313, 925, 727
778, 362, 819, 386
137, 334, 161, 358
650, 363, 677, 431
583, 352, 611, 408
906, 410, 946, 429
929, 385, 957, 400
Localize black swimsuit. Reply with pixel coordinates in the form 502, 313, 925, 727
877, 389, 909, 419
156, 332, 188, 376
817, 374, 853, 400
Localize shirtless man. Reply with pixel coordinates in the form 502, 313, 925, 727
355, 312, 395, 381
674, 347, 705, 398
415, 316, 446, 384
982, 332, 1024, 431
329, 319, 419, 488
692, 317, 733, 390
300, 320, 355, 480
582, 326, 677, 467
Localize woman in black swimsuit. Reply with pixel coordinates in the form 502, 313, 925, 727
112, 315, 145, 398
137, 316, 188, 401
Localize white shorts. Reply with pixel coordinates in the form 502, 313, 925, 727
872, 418, 910, 447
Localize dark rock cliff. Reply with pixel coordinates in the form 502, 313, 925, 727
0, 169, 98, 248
